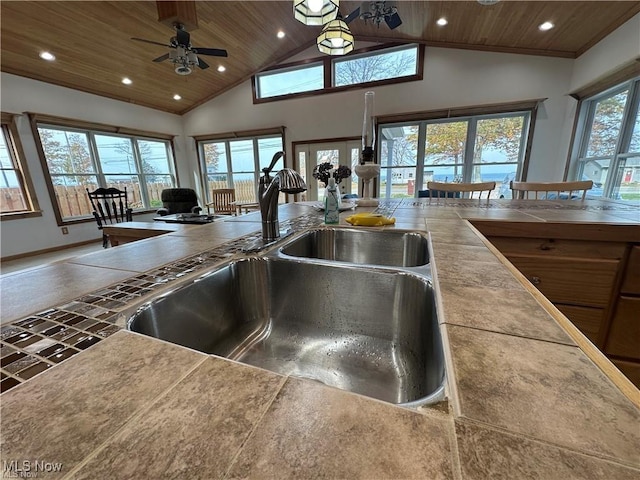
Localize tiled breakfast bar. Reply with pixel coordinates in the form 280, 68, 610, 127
1, 199, 639, 479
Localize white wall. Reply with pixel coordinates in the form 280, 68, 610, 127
184, 47, 574, 181
0, 74, 186, 257
570, 13, 640, 92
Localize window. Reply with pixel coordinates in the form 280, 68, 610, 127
1, 113, 39, 218
333, 44, 419, 87
256, 62, 324, 99
572, 77, 640, 200
197, 130, 284, 204
253, 43, 423, 102
35, 122, 176, 223
378, 110, 531, 199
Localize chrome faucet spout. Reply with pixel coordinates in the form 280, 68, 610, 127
259, 152, 306, 242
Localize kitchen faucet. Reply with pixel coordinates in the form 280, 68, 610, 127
258, 151, 307, 242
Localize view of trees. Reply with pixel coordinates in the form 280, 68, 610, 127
334, 48, 416, 86
379, 117, 525, 173
586, 91, 628, 157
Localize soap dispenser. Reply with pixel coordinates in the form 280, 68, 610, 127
324, 176, 340, 224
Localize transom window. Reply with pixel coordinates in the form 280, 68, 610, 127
253, 44, 423, 102
36, 123, 176, 223
377, 111, 531, 199
1, 113, 39, 218
197, 131, 284, 204
572, 77, 640, 200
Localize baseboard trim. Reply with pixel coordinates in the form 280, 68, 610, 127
1, 238, 102, 262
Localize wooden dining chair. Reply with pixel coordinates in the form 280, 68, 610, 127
86, 187, 133, 248
206, 188, 236, 215
510, 180, 593, 200
425, 181, 496, 205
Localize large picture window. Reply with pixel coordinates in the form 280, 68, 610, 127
35, 122, 176, 223
377, 111, 531, 199
572, 77, 640, 200
1, 113, 39, 218
197, 130, 284, 204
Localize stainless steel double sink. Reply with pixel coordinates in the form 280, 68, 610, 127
128, 227, 445, 407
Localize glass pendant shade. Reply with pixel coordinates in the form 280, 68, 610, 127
294, 0, 339, 26
316, 17, 354, 55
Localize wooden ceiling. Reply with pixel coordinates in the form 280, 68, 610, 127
2, 1, 639, 115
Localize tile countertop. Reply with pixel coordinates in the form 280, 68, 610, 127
1, 199, 639, 479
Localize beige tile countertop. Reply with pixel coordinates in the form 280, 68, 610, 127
1, 198, 639, 479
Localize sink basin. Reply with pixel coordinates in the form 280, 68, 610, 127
128, 257, 444, 406
279, 227, 429, 267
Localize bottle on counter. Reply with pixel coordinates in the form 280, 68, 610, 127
324, 176, 340, 224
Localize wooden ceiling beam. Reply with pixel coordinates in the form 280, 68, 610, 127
156, 0, 198, 31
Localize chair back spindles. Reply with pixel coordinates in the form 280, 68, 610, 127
86, 187, 133, 248
510, 180, 593, 200
425, 181, 496, 205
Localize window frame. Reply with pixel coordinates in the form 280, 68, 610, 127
29, 114, 178, 226
252, 43, 424, 103
569, 76, 640, 199
194, 127, 286, 205
0, 112, 41, 220
375, 100, 540, 199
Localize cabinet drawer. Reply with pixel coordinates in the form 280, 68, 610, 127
555, 304, 604, 346
621, 246, 640, 294
610, 358, 640, 389
488, 237, 626, 259
507, 254, 619, 308
605, 296, 640, 359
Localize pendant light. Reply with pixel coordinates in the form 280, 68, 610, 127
316, 14, 354, 55
293, 0, 339, 26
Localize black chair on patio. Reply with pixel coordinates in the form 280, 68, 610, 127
87, 187, 133, 248
156, 188, 202, 216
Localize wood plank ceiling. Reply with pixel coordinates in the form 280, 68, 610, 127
1, 1, 639, 115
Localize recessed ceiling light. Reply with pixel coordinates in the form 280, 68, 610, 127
173, 94, 182, 100
121, 77, 132, 85
217, 65, 226, 72
39, 51, 55, 61
277, 30, 286, 39
436, 18, 448, 26
539, 21, 554, 31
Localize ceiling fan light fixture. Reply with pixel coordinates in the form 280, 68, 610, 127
477, 0, 500, 5
317, 17, 353, 55
175, 65, 192, 75
294, 0, 339, 26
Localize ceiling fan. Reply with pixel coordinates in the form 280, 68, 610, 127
131, 23, 228, 75
353, 1, 403, 30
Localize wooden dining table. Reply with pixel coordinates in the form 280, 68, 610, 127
231, 200, 260, 215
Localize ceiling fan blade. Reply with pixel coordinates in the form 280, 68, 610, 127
344, 6, 360, 24
193, 47, 228, 57
131, 37, 171, 48
176, 27, 190, 46
197, 57, 210, 70
152, 53, 170, 63
385, 12, 402, 29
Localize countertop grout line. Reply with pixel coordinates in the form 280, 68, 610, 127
455, 416, 640, 471
221, 375, 290, 480
60, 349, 209, 480
442, 321, 579, 349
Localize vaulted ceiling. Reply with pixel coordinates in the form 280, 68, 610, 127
2, 1, 639, 115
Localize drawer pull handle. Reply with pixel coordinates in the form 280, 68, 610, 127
531, 276, 541, 285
